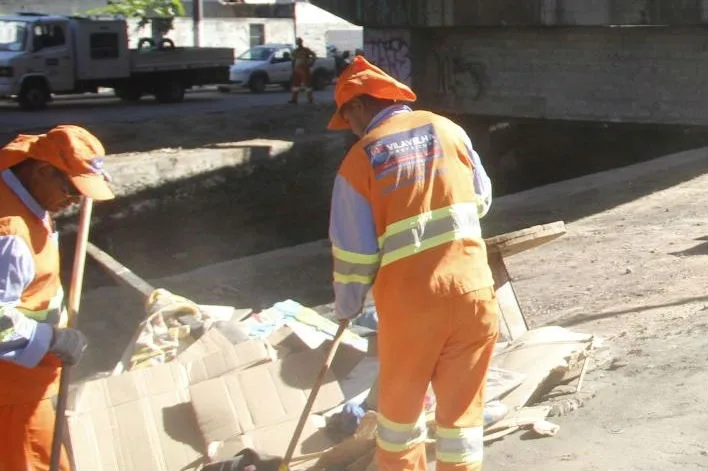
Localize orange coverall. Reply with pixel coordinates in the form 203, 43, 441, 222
290, 45, 316, 103
0, 142, 71, 471
327, 57, 499, 471
0, 127, 113, 471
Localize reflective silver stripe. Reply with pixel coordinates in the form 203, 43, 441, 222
379, 202, 482, 267
376, 414, 428, 453
436, 425, 484, 464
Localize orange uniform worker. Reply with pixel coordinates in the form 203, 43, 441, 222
289, 37, 317, 105
0, 125, 115, 471
327, 56, 499, 471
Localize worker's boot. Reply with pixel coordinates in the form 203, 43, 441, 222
307, 89, 314, 104
288, 91, 298, 104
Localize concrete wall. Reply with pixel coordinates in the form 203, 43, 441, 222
407, 26, 708, 126
311, 0, 708, 27
363, 29, 412, 85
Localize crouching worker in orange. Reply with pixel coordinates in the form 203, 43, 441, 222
327, 56, 499, 471
0, 125, 115, 471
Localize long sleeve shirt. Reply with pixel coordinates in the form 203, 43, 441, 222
0, 170, 55, 368
328, 105, 494, 320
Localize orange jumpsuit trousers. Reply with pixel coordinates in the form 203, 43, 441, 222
291, 65, 312, 92
0, 355, 71, 471
376, 287, 499, 471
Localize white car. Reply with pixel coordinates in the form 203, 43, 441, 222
228, 43, 336, 93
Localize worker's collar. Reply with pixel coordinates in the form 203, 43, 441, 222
365, 104, 413, 135
1, 169, 51, 230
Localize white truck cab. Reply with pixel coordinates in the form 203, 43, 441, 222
0, 12, 233, 110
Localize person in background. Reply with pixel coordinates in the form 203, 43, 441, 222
326, 56, 499, 471
0, 125, 115, 471
289, 37, 317, 105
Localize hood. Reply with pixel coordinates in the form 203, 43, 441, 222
0, 50, 24, 66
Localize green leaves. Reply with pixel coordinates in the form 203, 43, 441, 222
86, 0, 185, 33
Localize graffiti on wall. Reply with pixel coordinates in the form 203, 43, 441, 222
433, 49, 487, 100
364, 29, 412, 85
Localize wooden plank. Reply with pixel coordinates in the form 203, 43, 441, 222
488, 250, 529, 341
485, 221, 566, 258
86, 242, 154, 297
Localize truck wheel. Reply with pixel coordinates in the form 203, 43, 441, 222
158, 38, 175, 50
138, 38, 156, 51
311, 70, 330, 91
18, 80, 50, 111
115, 85, 143, 102
249, 74, 267, 93
155, 80, 185, 103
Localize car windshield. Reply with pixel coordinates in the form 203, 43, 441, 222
0, 20, 28, 52
237, 46, 274, 61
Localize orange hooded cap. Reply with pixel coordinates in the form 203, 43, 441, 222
327, 55, 417, 131
0, 125, 115, 201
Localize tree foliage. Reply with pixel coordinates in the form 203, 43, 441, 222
87, 0, 186, 32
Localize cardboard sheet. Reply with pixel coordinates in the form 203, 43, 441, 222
189, 349, 356, 462
491, 326, 594, 410
67, 331, 273, 471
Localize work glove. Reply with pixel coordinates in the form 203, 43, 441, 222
49, 327, 88, 366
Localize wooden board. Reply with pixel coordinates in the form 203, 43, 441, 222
485, 221, 566, 257
488, 251, 528, 341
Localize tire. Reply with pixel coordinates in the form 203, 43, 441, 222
138, 37, 156, 51
311, 70, 330, 91
154, 80, 185, 103
18, 79, 50, 111
249, 74, 267, 93
158, 38, 175, 50
115, 85, 143, 102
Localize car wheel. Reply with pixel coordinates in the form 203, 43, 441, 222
249, 74, 267, 93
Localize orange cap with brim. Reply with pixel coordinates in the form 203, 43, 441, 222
27, 125, 114, 201
328, 55, 417, 131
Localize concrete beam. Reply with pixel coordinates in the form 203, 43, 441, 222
311, 0, 708, 27
411, 25, 708, 126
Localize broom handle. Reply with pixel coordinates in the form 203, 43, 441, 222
49, 197, 93, 471
279, 320, 349, 471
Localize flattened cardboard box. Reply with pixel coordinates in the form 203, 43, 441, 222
190, 349, 360, 462
67, 331, 273, 471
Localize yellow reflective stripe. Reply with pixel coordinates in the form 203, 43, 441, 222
332, 245, 380, 264
436, 425, 484, 464
332, 245, 380, 285
379, 202, 482, 267
376, 413, 427, 453
333, 272, 375, 284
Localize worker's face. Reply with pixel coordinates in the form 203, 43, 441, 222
339, 98, 370, 138
23, 161, 82, 212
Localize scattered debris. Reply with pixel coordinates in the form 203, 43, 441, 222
66, 221, 600, 470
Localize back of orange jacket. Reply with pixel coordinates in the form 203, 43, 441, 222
330, 105, 494, 318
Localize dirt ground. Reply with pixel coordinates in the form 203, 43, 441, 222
71, 133, 708, 470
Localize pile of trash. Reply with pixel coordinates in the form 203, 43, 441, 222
65, 295, 598, 471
